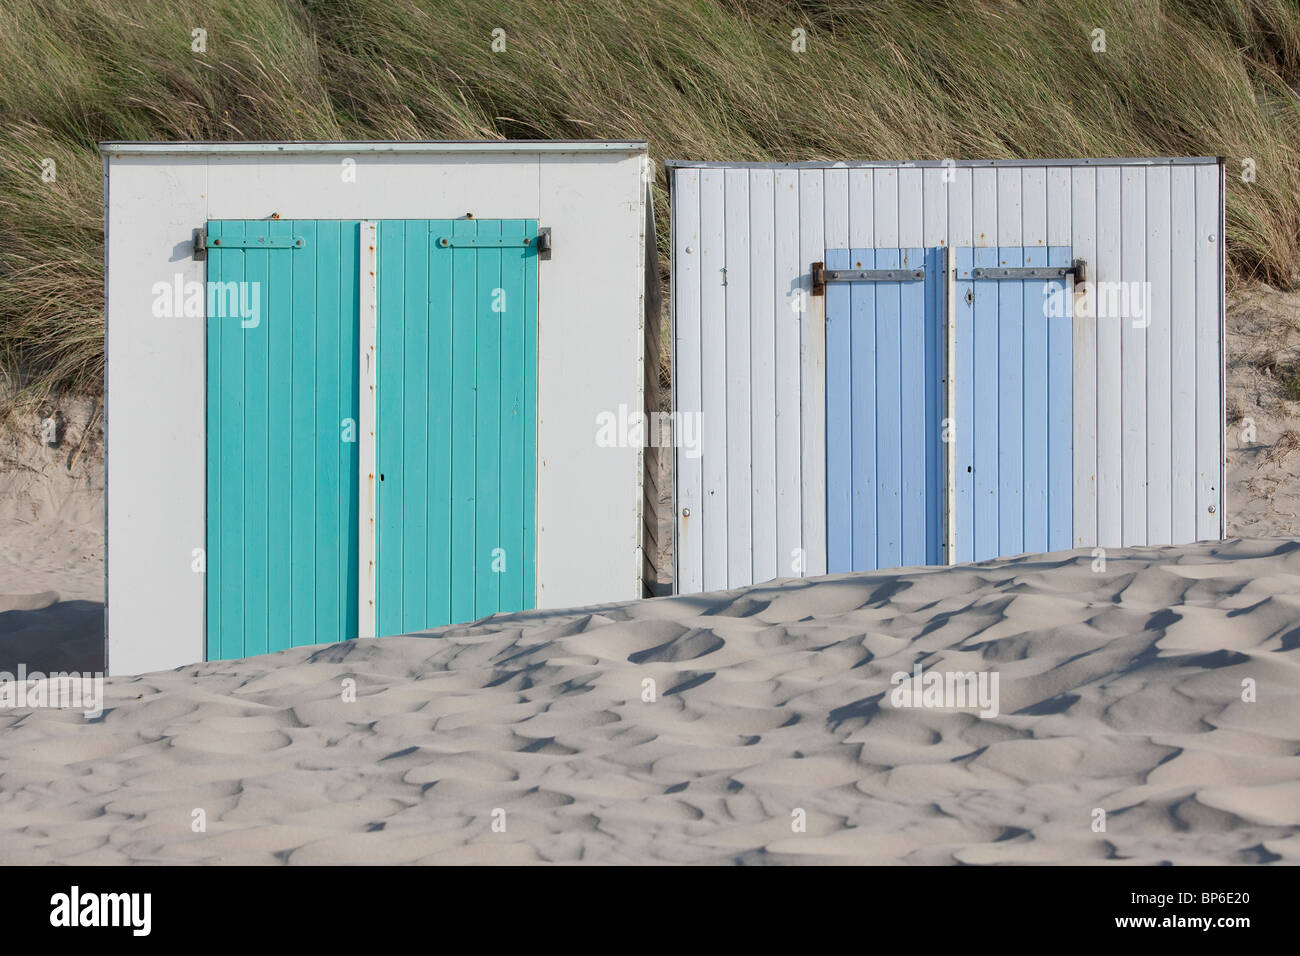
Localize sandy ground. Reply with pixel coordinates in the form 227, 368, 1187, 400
0, 536, 1297, 864
1, 286, 1299, 864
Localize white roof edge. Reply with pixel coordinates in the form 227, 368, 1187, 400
100, 140, 649, 156
664, 156, 1223, 169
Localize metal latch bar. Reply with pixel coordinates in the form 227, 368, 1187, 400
436, 235, 537, 248
971, 259, 1086, 281
810, 261, 925, 295
208, 235, 307, 249
826, 268, 925, 282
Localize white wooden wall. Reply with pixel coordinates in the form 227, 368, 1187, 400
671, 159, 1226, 594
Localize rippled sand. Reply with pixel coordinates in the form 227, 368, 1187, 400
1, 538, 1298, 864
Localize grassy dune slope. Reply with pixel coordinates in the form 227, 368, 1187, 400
2, 0, 1299, 393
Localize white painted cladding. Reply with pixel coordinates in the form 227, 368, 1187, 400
670, 158, 1226, 595
104, 142, 653, 674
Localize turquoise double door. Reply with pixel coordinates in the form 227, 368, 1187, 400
205, 219, 538, 660
824, 245, 1074, 572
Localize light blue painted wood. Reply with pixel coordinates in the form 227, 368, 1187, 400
849, 248, 877, 571
875, 248, 903, 569
899, 246, 926, 566
1022, 246, 1049, 555
1047, 246, 1074, 551
958, 245, 1074, 562
825, 247, 852, 572
971, 246, 1000, 560
953, 248, 975, 563
996, 246, 1025, 556
826, 247, 943, 573
207, 219, 359, 660
375, 219, 539, 636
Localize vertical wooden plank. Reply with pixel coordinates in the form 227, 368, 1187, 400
1070, 167, 1098, 547
425, 221, 453, 623
898, 167, 923, 248
774, 169, 802, 579
376, 220, 405, 636
972, 167, 997, 249
824, 169, 849, 573
724, 169, 753, 587
1194, 163, 1222, 540
953, 247, 975, 563
497, 220, 530, 613
522, 219, 538, 606
900, 246, 927, 565
848, 168, 875, 249
1120, 167, 1147, 546
972, 246, 999, 560
474, 220, 503, 618
1095, 166, 1123, 548
949, 167, 973, 248
799, 170, 826, 577
1145, 167, 1173, 545
749, 170, 777, 583
340, 223, 360, 640
288, 220, 318, 650
403, 220, 431, 629
875, 247, 903, 568
673, 170, 703, 593
1022, 245, 1049, 554
314, 220, 342, 646
1169, 167, 1197, 543
699, 169, 728, 590
850, 248, 878, 570
1047, 245, 1074, 552
922, 166, 948, 249
449, 217, 478, 624
874, 168, 899, 247
205, 221, 226, 660
825, 242, 852, 573
242, 227, 270, 658
1022, 168, 1047, 248
358, 222, 378, 639
1047, 167, 1071, 248
996, 246, 1024, 556
997, 167, 1023, 247
942, 245, 957, 563
265, 220, 294, 654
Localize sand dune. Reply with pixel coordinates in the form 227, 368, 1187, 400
0, 537, 1296, 864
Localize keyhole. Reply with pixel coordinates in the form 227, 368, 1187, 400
379, 474, 385, 481
965, 289, 974, 306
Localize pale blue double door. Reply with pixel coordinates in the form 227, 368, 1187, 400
825, 245, 1073, 572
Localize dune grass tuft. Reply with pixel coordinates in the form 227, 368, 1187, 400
2, 0, 1300, 394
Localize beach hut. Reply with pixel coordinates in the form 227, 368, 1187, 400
667, 157, 1226, 593
102, 140, 659, 674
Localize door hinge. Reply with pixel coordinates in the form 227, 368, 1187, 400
811, 261, 925, 296
192, 227, 206, 261
971, 258, 1086, 282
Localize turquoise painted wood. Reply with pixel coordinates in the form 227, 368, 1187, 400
206, 220, 361, 661
953, 246, 1073, 562
375, 220, 538, 636
825, 247, 944, 572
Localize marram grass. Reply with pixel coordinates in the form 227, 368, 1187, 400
2, 0, 1299, 394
